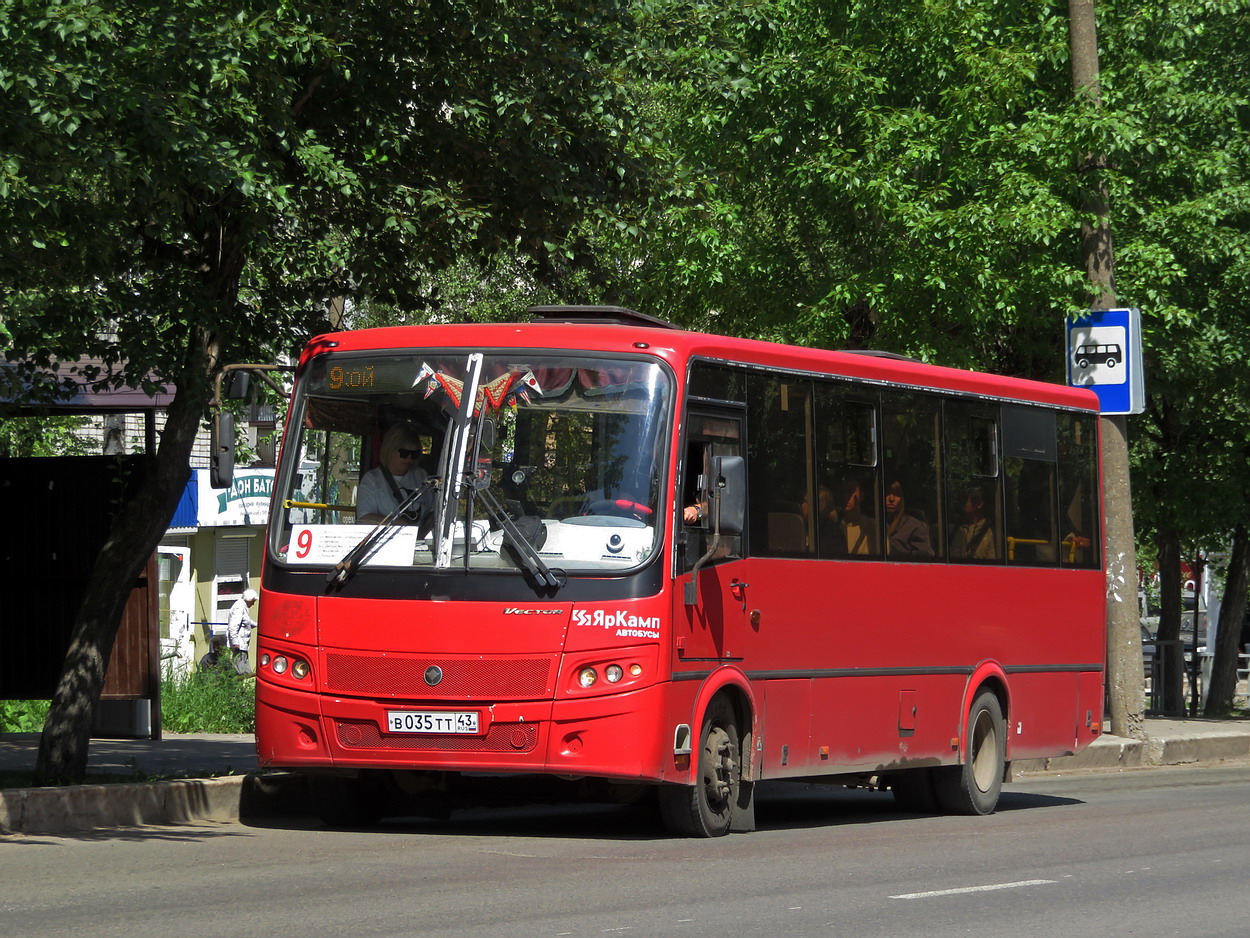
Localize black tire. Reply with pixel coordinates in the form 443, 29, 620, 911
890, 767, 939, 813
934, 689, 1006, 816
1078, 358, 1090, 369
658, 697, 741, 837
309, 774, 383, 827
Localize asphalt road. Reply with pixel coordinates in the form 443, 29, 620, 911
3, 764, 1249, 937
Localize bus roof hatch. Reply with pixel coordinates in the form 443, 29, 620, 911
527, 305, 681, 330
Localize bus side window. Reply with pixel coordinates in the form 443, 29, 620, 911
945, 402, 1002, 563
1058, 412, 1100, 568
1001, 405, 1059, 566
745, 373, 814, 557
814, 381, 882, 560
682, 440, 707, 528
881, 390, 940, 561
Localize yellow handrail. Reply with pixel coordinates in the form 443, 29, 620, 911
282, 499, 357, 513
1006, 536, 1049, 561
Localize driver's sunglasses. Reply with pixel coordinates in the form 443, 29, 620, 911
397, 448, 420, 459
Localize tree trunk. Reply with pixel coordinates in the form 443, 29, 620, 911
34, 325, 220, 783
1068, 0, 1144, 737
1101, 414, 1144, 736
1205, 524, 1248, 715
1155, 527, 1186, 716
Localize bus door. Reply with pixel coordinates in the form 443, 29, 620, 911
675, 409, 747, 663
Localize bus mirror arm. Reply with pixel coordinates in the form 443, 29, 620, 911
684, 487, 725, 606
684, 532, 720, 606
684, 456, 745, 605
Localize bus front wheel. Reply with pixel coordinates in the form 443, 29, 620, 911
659, 697, 741, 837
934, 689, 1005, 816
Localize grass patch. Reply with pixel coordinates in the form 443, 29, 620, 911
0, 767, 171, 789
2, 658, 255, 738
161, 653, 256, 734
0, 699, 50, 733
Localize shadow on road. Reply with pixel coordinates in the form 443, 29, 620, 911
242, 777, 1084, 840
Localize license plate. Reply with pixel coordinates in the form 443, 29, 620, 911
386, 710, 481, 734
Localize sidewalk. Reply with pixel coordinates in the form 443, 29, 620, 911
1012, 717, 1250, 774
3, 719, 1250, 835
0, 732, 277, 835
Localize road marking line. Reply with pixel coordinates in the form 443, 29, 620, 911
890, 879, 1057, 900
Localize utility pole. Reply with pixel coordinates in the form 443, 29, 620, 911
1068, 0, 1145, 739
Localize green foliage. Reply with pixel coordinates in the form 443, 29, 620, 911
0, 699, 50, 733
0, 415, 92, 457
587, 0, 1092, 374
1101, 0, 1250, 551
160, 658, 255, 734
1, 0, 657, 385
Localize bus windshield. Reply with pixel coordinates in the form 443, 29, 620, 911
271, 351, 671, 577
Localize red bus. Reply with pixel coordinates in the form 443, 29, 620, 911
255, 306, 1105, 835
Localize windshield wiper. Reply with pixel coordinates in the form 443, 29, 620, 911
326, 482, 436, 588
474, 486, 564, 591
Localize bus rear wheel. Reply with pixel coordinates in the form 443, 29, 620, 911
934, 689, 1005, 816
659, 697, 741, 837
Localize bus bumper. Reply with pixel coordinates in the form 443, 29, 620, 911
256, 679, 673, 782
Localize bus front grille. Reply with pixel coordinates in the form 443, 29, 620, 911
324, 653, 555, 699
335, 719, 539, 753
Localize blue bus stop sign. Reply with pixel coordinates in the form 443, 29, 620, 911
1066, 308, 1146, 415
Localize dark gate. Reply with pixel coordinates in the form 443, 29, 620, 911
0, 455, 161, 737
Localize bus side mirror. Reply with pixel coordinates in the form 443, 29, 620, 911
210, 411, 235, 488
714, 455, 745, 535
223, 370, 252, 401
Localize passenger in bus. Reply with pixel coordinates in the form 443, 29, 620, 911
801, 483, 838, 529
885, 481, 933, 559
950, 486, 996, 560
829, 479, 877, 557
356, 423, 431, 524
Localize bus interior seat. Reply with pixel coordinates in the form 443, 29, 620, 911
768, 511, 806, 553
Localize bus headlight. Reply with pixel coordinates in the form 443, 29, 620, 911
273, 656, 289, 674
564, 648, 655, 696
292, 658, 310, 680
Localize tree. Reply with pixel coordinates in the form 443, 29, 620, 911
0, 0, 658, 781
1097, 0, 1250, 713
1207, 526, 1249, 713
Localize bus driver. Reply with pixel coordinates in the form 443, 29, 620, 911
356, 424, 430, 524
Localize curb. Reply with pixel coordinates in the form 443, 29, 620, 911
5, 730, 1250, 835
1015, 728, 1250, 775
0, 773, 307, 836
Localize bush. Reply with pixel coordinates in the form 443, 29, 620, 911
161, 653, 256, 734
0, 699, 50, 733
